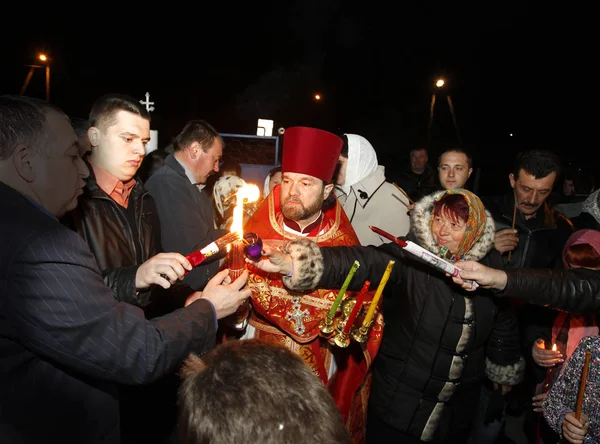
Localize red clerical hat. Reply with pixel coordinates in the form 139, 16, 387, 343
281, 126, 343, 182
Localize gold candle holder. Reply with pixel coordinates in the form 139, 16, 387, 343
318, 315, 336, 336
329, 298, 358, 348
351, 321, 372, 343
332, 324, 351, 348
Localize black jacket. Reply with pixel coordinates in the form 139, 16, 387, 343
391, 164, 439, 203
502, 267, 600, 315
145, 154, 228, 291
66, 161, 193, 314
294, 191, 524, 442
483, 194, 574, 269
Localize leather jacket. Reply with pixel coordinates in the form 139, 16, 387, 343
502, 267, 600, 315
66, 162, 192, 312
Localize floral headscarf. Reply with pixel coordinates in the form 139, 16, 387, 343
431, 189, 488, 261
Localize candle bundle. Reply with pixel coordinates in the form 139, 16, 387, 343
331, 259, 395, 347
319, 260, 360, 335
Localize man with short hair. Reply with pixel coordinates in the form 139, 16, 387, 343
480, 149, 574, 444
68, 95, 218, 443
145, 120, 230, 291
437, 148, 473, 190
178, 339, 350, 444
239, 126, 382, 442
484, 150, 573, 268
392, 147, 438, 202
0, 95, 251, 444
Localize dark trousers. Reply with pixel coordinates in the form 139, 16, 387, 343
366, 387, 480, 444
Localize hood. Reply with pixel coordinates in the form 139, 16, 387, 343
581, 188, 600, 224
409, 190, 496, 261
339, 134, 379, 195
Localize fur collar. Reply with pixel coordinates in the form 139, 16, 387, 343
409, 191, 495, 261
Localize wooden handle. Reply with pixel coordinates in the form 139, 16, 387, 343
575, 350, 592, 420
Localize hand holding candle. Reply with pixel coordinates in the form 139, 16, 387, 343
362, 260, 395, 327
342, 280, 370, 335
327, 260, 360, 319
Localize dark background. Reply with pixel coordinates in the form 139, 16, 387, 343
0, 3, 594, 196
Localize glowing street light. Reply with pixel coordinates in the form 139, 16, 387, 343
21, 53, 51, 102
314, 93, 321, 101
435, 79, 445, 88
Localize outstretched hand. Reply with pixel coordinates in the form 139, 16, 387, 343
451, 260, 508, 291
245, 242, 293, 276
136, 252, 192, 289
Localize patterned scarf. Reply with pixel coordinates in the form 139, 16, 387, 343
432, 189, 487, 262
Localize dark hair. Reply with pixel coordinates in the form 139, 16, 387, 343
410, 147, 427, 155
219, 159, 241, 177
438, 148, 473, 168
178, 340, 349, 444
564, 243, 600, 269
70, 117, 90, 139
89, 93, 150, 132
572, 169, 595, 194
137, 150, 169, 183
433, 193, 469, 224
0, 95, 66, 160
173, 120, 222, 153
268, 165, 282, 178
340, 135, 349, 158
512, 150, 561, 180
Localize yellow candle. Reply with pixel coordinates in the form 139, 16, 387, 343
362, 260, 395, 326
327, 260, 360, 318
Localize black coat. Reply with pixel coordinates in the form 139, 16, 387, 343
318, 241, 523, 441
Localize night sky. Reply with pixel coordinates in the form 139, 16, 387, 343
0, 4, 593, 195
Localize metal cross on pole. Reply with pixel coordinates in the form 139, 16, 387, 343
140, 92, 155, 112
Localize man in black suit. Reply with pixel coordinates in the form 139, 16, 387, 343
145, 119, 229, 291
0, 95, 251, 444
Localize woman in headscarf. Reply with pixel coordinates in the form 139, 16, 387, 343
212, 175, 259, 230
248, 189, 524, 443
262, 165, 282, 199
335, 134, 411, 246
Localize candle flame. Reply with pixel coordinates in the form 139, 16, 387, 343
552, 343, 557, 352
230, 184, 260, 236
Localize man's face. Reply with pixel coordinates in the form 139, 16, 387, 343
280, 172, 332, 224
89, 110, 150, 181
192, 138, 223, 184
509, 169, 556, 218
410, 149, 428, 173
438, 151, 472, 189
29, 111, 90, 217
563, 179, 574, 196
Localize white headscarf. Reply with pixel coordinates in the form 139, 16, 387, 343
339, 134, 379, 195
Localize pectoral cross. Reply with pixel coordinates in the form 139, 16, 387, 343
140, 92, 155, 112
286, 297, 309, 335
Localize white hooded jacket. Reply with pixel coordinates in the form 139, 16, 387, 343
335, 134, 411, 246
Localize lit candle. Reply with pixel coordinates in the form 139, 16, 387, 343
228, 184, 260, 280
342, 280, 370, 335
552, 343, 557, 352
362, 260, 395, 327
327, 260, 360, 319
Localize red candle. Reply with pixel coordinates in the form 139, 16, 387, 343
342, 280, 370, 335
228, 240, 246, 280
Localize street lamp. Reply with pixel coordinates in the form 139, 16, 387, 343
435, 78, 445, 88
20, 53, 51, 102
314, 93, 321, 101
